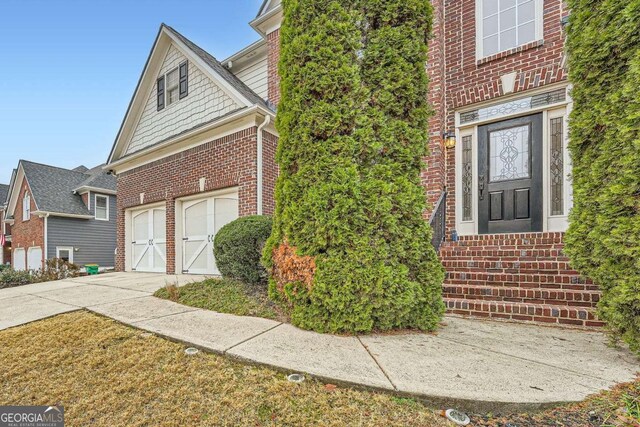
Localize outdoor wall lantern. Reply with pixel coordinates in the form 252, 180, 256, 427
443, 131, 456, 149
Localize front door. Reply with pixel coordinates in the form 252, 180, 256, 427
478, 113, 543, 234
182, 196, 238, 275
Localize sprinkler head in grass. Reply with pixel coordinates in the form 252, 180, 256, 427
287, 374, 305, 383
184, 347, 199, 356
445, 409, 470, 426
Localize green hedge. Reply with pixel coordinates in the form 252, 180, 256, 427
214, 216, 273, 286
263, 0, 444, 334
565, 0, 640, 353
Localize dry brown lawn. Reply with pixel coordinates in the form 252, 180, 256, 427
0, 311, 449, 427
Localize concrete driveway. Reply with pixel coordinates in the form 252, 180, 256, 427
0, 272, 197, 329
0, 272, 638, 413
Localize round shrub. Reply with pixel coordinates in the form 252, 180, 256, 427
214, 215, 273, 286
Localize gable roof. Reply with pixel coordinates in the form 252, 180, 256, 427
0, 184, 9, 207
163, 25, 270, 110
9, 161, 116, 218
107, 24, 273, 166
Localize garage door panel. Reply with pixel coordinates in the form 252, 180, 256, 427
133, 212, 150, 241
13, 249, 25, 271
153, 209, 166, 240
184, 200, 209, 237
214, 198, 239, 234
130, 207, 166, 273
27, 247, 42, 271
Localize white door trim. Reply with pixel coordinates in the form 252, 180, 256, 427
455, 106, 572, 236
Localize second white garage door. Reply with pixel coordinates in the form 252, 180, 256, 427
181, 195, 238, 275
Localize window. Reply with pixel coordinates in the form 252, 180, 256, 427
95, 195, 109, 221
22, 193, 30, 221
166, 68, 179, 106
156, 61, 188, 111
56, 247, 73, 263
478, 0, 541, 58
550, 117, 564, 216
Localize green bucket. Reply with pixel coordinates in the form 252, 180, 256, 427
85, 264, 99, 275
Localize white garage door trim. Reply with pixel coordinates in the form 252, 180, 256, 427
27, 246, 42, 271
178, 190, 239, 275
13, 248, 26, 271
130, 206, 167, 273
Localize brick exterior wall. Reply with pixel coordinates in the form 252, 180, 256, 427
262, 131, 279, 215
266, 29, 281, 106
11, 179, 44, 269
115, 127, 279, 273
0, 208, 10, 265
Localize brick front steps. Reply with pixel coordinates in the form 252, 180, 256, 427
440, 232, 604, 328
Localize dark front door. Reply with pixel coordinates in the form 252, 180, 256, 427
478, 113, 543, 234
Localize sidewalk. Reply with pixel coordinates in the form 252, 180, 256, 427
0, 272, 637, 413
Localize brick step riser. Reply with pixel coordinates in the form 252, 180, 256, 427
442, 290, 599, 308
444, 279, 599, 291
440, 250, 568, 259
443, 260, 574, 270
444, 298, 603, 328
445, 272, 592, 284
442, 240, 564, 248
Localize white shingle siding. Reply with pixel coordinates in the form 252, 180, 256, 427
234, 56, 268, 100
125, 44, 240, 155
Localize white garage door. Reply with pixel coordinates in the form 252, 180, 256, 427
27, 247, 42, 271
182, 196, 238, 275
131, 208, 166, 273
13, 248, 26, 271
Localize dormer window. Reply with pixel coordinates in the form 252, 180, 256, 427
23, 193, 30, 221
157, 60, 189, 111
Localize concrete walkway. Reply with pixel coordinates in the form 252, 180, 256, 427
0, 272, 637, 412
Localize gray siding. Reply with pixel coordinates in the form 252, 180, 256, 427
47, 192, 117, 267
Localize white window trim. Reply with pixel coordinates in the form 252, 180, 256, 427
23, 193, 30, 222
56, 246, 74, 264
165, 66, 180, 108
475, 0, 544, 61
95, 194, 109, 221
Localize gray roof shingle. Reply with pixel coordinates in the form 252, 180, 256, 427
0, 184, 9, 206
21, 161, 116, 216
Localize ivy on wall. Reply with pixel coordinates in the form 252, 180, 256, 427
263, 0, 444, 334
565, 0, 640, 353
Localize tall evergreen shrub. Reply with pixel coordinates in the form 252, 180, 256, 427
565, 0, 640, 353
263, 0, 444, 334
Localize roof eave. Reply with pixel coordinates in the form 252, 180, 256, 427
32, 210, 94, 220
73, 186, 117, 196
250, 4, 283, 37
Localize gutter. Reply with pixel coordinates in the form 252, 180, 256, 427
32, 210, 93, 220
41, 213, 49, 264
106, 105, 276, 172
256, 115, 271, 215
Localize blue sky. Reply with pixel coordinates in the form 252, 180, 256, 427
0, 0, 265, 184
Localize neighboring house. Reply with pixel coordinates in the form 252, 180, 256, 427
0, 183, 11, 265
107, 0, 600, 327
4, 161, 117, 270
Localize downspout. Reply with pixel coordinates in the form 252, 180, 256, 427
43, 213, 49, 268
256, 115, 271, 216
